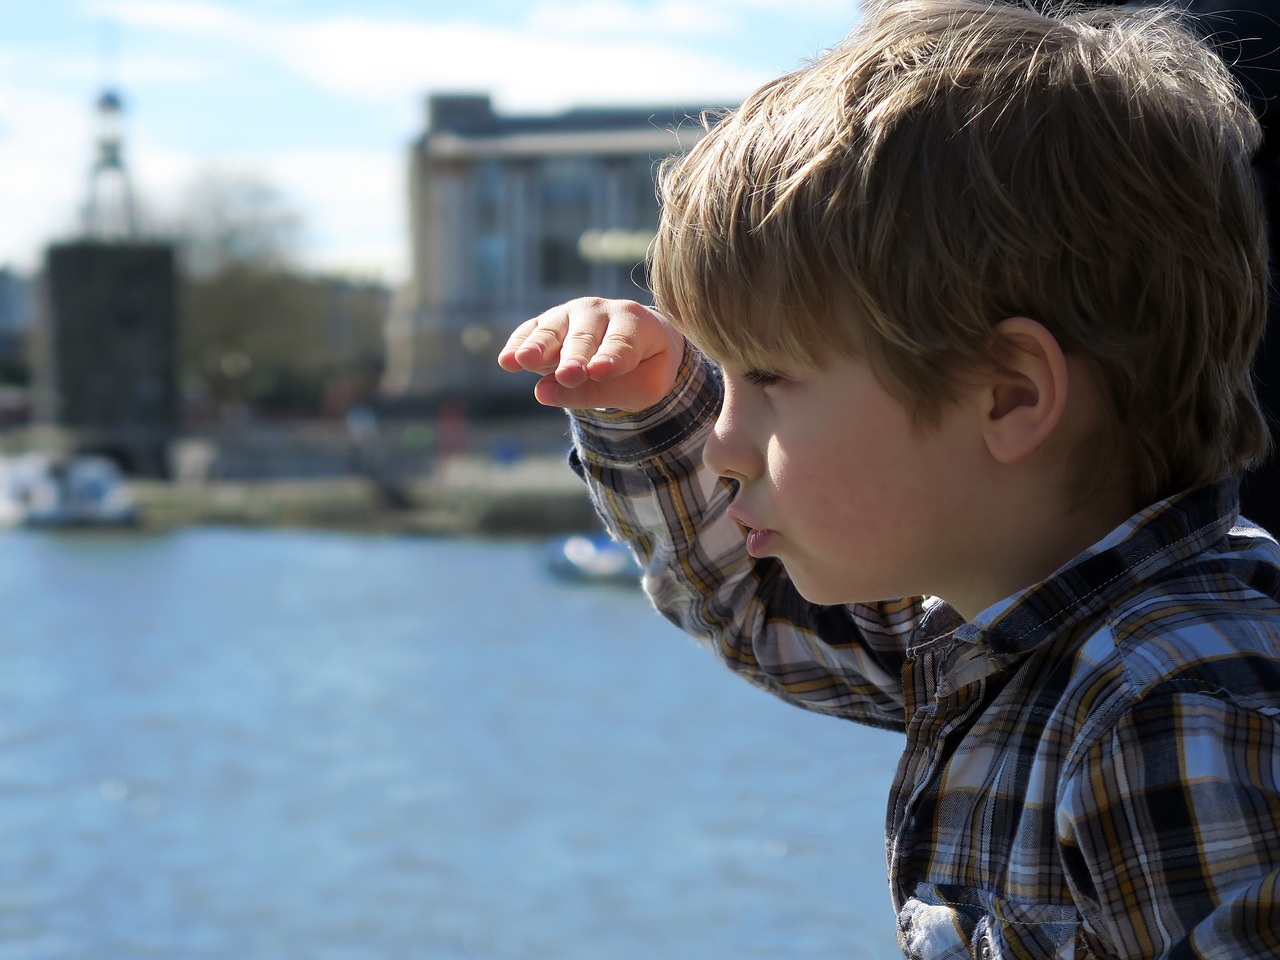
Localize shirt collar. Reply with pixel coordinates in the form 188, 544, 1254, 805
957, 477, 1244, 657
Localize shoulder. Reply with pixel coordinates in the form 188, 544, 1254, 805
1062, 526, 1280, 750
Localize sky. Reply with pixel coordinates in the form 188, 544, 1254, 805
0, 0, 863, 285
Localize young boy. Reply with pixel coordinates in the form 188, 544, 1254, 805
499, 1, 1280, 957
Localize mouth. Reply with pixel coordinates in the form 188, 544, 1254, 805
730, 509, 777, 558
743, 527, 777, 558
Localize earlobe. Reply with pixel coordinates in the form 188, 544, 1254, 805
981, 317, 1069, 465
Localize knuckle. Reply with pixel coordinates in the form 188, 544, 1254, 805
531, 325, 566, 345
601, 332, 637, 354
565, 329, 601, 347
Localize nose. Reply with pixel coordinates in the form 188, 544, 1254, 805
702, 380, 762, 482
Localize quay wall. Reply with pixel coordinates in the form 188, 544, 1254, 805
130, 453, 601, 537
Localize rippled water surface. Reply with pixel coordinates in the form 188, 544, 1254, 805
0, 527, 902, 958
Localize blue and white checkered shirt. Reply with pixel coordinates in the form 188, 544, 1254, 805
568, 348, 1280, 959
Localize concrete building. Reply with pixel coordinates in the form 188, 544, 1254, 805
0, 268, 33, 373
36, 241, 179, 476
385, 93, 719, 407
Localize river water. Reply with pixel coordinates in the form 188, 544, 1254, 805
0, 527, 903, 959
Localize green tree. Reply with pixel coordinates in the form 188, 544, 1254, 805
172, 169, 387, 419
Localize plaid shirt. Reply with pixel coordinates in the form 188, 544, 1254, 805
567, 349, 1280, 960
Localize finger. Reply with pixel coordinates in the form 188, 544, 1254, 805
534, 374, 614, 409
551, 300, 613, 387
500, 308, 573, 375
496, 317, 541, 372
535, 375, 649, 411
533, 353, 676, 411
584, 330, 644, 380
575, 301, 669, 380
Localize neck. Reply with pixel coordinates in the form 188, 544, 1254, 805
947, 475, 1137, 622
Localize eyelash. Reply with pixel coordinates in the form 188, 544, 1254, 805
743, 369, 784, 388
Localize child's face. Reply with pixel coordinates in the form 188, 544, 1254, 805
704, 350, 987, 608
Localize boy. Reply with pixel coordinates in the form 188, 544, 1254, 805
499, 1, 1280, 957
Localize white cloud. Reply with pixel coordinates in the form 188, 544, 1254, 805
280, 16, 758, 111
525, 0, 731, 36
707, 0, 854, 12
1, 0, 853, 278
47, 52, 220, 86
527, 0, 856, 33
252, 147, 408, 280
125, 141, 407, 280
84, 0, 254, 39
0, 72, 96, 268
86, 0, 764, 109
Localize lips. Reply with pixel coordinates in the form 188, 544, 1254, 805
744, 527, 777, 558
729, 508, 777, 558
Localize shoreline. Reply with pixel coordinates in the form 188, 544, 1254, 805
128, 456, 601, 538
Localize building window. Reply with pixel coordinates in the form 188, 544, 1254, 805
630, 159, 661, 231
474, 235, 509, 293
538, 159, 593, 290
540, 237, 590, 287
474, 159, 503, 233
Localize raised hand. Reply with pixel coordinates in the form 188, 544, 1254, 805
497, 298, 687, 411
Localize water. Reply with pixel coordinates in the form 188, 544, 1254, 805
0, 527, 904, 958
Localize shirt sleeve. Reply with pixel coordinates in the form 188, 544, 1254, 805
1057, 688, 1280, 958
567, 346, 916, 730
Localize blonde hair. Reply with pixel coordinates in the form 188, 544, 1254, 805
651, 0, 1269, 506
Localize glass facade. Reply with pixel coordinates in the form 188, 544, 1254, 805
399, 94, 717, 398
537, 159, 594, 291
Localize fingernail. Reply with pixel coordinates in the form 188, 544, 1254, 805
534, 376, 562, 406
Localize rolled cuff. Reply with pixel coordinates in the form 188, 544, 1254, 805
568, 344, 721, 466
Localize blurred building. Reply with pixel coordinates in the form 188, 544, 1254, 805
0, 268, 33, 374
36, 241, 179, 476
31, 88, 179, 476
384, 93, 720, 408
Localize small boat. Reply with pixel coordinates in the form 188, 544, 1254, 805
545, 533, 641, 585
0, 453, 138, 528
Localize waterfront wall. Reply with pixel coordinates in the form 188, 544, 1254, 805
130, 453, 600, 537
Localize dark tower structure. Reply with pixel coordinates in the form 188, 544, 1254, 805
34, 88, 178, 477
84, 89, 140, 240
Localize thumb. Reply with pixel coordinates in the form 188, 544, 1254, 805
533, 373, 662, 412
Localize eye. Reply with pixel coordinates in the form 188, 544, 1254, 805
743, 368, 785, 388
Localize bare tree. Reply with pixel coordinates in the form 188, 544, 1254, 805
171, 169, 386, 421
174, 167, 302, 278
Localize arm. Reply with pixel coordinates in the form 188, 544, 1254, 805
1058, 690, 1280, 958
499, 298, 916, 729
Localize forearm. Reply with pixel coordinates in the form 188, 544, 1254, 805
569, 347, 912, 729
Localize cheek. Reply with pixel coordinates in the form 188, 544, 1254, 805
771, 439, 875, 523
783, 435, 933, 541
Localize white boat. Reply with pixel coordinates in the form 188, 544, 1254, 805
0, 453, 138, 528
545, 533, 640, 585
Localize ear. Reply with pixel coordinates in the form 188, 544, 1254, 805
980, 317, 1069, 465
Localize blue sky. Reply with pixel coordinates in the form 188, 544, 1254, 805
0, 0, 862, 283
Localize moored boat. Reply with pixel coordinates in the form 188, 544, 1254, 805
0, 453, 138, 528
545, 533, 640, 585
